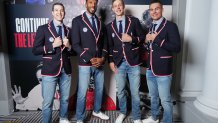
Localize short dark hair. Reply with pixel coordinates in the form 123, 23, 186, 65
52, 2, 65, 12
150, 0, 163, 7
86, 0, 98, 3
112, 0, 125, 6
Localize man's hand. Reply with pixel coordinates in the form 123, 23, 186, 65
90, 57, 104, 68
12, 85, 27, 104
90, 58, 97, 66
52, 37, 62, 48
145, 32, 158, 43
63, 37, 71, 49
109, 62, 118, 74
121, 33, 132, 42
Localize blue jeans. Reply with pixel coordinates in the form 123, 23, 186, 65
76, 66, 104, 121
42, 69, 71, 123
146, 70, 173, 123
115, 60, 141, 120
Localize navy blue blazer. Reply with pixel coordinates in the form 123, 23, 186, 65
146, 18, 181, 76
71, 12, 108, 66
32, 21, 73, 76
107, 16, 145, 66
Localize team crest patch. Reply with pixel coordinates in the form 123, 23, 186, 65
49, 37, 54, 42
112, 33, 115, 38
83, 27, 88, 32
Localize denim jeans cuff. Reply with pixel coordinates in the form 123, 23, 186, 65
60, 117, 68, 120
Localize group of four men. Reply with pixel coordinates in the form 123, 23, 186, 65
32, 0, 181, 123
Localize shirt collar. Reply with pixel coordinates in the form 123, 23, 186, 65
53, 20, 63, 27
152, 17, 164, 25
116, 15, 125, 23
86, 11, 95, 19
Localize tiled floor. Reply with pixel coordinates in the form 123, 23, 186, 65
0, 110, 135, 123
0, 109, 183, 123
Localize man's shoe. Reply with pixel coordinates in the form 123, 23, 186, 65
59, 119, 70, 123
92, 111, 109, 120
115, 113, 126, 123
134, 119, 142, 123
76, 122, 83, 123
142, 116, 159, 123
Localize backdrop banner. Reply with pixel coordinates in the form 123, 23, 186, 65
5, 0, 172, 111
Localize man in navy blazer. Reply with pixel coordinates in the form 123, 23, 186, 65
32, 2, 72, 123
71, 0, 109, 122
142, 1, 181, 123
107, 0, 145, 123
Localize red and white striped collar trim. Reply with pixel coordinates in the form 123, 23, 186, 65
111, 16, 131, 41
82, 13, 101, 42
48, 21, 56, 38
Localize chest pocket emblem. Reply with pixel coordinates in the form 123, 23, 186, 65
49, 37, 54, 42
112, 33, 115, 38
83, 27, 88, 32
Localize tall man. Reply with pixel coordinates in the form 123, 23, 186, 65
142, 0, 181, 123
107, 0, 145, 123
71, 0, 109, 122
32, 2, 72, 123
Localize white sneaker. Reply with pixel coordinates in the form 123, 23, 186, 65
142, 116, 159, 123
92, 111, 109, 120
134, 119, 142, 123
59, 119, 70, 123
115, 113, 126, 123
76, 122, 83, 123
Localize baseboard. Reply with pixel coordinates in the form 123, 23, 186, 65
181, 100, 218, 123
0, 98, 14, 116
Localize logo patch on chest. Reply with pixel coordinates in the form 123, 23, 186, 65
49, 37, 54, 42
112, 33, 115, 38
83, 27, 88, 32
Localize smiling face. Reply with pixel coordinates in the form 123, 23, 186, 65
52, 4, 65, 23
149, 2, 163, 21
112, 0, 125, 17
86, 0, 98, 15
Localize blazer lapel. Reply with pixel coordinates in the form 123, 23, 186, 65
96, 16, 101, 43
111, 19, 122, 41
82, 12, 98, 39
48, 21, 59, 38
156, 18, 167, 34
124, 16, 131, 33
63, 24, 69, 38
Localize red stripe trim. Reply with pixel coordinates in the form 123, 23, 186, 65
160, 39, 165, 47
160, 56, 173, 58
66, 26, 69, 37
43, 46, 46, 54
48, 22, 56, 38
150, 45, 173, 76
137, 37, 140, 43
103, 49, 108, 52
125, 17, 131, 33
111, 22, 122, 41
42, 57, 52, 59
157, 19, 167, 34
80, 50, 86, 57
96, 18, 101, 43
131, 47, 139, 50
41, 61, 63, 77
82, 13, 99, 42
